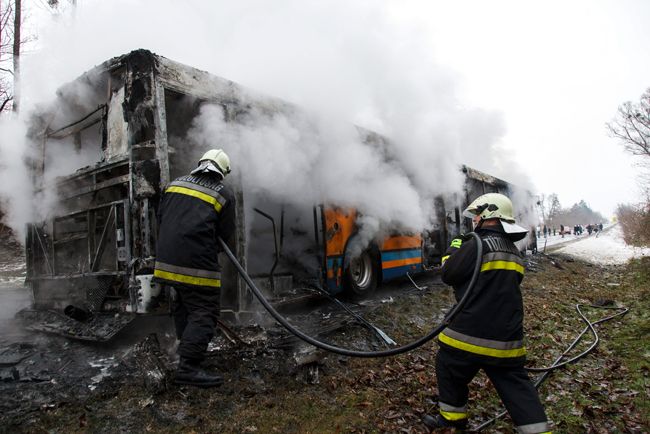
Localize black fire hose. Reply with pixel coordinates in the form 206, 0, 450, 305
217, 233, 483, 358
524, 303, 628, 373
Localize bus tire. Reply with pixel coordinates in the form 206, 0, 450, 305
343, 247, 379, 299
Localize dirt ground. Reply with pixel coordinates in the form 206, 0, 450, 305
0, 237, 648, 433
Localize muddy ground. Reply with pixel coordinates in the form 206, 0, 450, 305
0, 237, 648, 433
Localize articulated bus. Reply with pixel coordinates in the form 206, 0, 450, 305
23, 50, 536, 336
24, 50, 428, 329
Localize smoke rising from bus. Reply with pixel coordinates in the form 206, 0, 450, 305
187, 104, 428, 232
0, 0, 533, 241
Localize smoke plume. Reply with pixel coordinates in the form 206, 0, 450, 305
0, 0, 530, 241
0, 116, 34, 241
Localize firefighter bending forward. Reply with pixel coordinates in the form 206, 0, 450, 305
154, 149, 236, 387
422, 193, 551, 433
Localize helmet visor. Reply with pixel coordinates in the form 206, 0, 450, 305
462, 207, 479, 219
462, 202, 490, 219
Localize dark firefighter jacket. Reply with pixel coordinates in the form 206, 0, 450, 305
439, 226, 526, 366
153, 173, 236, 289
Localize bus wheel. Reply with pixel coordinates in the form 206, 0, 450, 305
344, 249, 378, 298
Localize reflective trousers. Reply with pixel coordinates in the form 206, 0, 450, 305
436, 346, 549, 433
171, 284, 221, 362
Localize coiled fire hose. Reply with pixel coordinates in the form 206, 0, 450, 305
218, 233, 483, 357
474, 303, 628, 431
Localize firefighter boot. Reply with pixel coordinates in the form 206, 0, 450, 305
174, 358, 224, 387
422, 413, 468, 431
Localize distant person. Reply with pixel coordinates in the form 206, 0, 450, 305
422, 193, 550, 433
599, 223, 603, 231
553, 227, 556, 236
587, 224, 593, 235
560, 224, 565, 238
543, 225, 548, 238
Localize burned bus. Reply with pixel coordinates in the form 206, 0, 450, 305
22, 50, 537, 338
23, 50, 426, 333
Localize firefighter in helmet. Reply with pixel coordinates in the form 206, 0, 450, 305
422, 193, 551, 433
154, 149, 236, 387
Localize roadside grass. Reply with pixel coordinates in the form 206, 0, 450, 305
222, 388, 369, 433
520, 255, 650, 433
604, 256, 650, 430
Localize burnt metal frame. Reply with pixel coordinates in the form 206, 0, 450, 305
152, 78, 250, 318
47, 199, 131, 277
27, 52, 254, 315
45, 105, 106, 140
29, 97, 124, 277
89, 204, 115, 272
32, 224, 53, 276
252, 207, 285, 291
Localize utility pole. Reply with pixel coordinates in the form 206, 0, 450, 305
12, 0, 19, 112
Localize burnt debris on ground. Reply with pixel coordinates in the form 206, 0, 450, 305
0, 259, 449, 432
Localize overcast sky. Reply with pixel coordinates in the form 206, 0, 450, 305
407, 0, 650, 218
21, 0, 650, 219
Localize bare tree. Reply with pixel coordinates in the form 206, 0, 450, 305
608, 88, 650, 244
546, 193, 561, 225
536, 193, 547, 224
536, 193, 561, 227
607, 88, 650, 162
11, 0, 19, 112
0, 0, 39, 114
0, 0, 15, 112
554, 200, 606, 227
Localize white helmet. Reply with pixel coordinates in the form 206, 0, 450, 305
463, 192, 528, 240
463, 192, 515, 222
193, 149, 231, 178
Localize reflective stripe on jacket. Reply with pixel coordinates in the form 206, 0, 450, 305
153, 261, 222, 288
154, 173, 236, 289
439, 226, 527, 365
439, 328, 526, 358
165, 180, 228, 212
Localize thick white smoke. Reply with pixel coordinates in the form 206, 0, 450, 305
0, 116, 34, 240
0, 101, 102, 242
0, 0, 530, 241
188, 105, 428, 231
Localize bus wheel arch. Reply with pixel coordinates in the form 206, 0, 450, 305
342, 235, 381, 298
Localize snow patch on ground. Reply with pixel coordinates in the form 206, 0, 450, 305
555, 224, 650, 265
